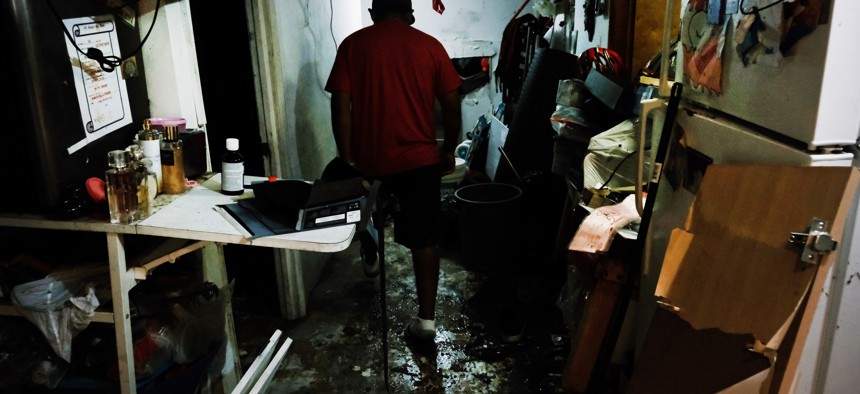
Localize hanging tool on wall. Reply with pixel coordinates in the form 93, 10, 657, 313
584, 0, 595, 40
432, 0, 445, 14
582, 0, 606, 41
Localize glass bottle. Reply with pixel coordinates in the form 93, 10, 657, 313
136, 119, 163, 193
221, 138, 245, 195
106, 150, 139, 224
160, 124, 186, 195
125, 145, 152, 220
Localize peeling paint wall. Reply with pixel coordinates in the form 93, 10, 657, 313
264, 1, 609, 174
264, 0, 361, 180
413, 0, 526, 140
358, 0, 611, 141
248, 0, 363, 320
358, 0, 531, 141
265, 0, 543, 175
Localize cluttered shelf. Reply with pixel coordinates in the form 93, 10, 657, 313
0, 301, 116, 324
0, 233, 224, 392
0, 172, 364, 393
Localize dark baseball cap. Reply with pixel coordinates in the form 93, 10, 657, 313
371, 0, 413, 12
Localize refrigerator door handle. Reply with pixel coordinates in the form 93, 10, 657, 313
789, 217, 839, 267
636, 98, 665, 216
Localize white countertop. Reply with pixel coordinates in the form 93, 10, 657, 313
0, 173, 356, 253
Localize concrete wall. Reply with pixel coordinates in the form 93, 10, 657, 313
140, 0, 207, 130
256, 0, 360, 180
264, 0, 613, 172
371, 0, 525, 138
399, 0, 610, 142
244, 0, 364, 319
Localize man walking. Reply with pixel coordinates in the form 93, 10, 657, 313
325, 0, 462, 351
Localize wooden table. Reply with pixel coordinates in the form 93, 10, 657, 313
0, 174, 356, 394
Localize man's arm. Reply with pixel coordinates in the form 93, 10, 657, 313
330, 91, 354, 164
438, 89, 462, 174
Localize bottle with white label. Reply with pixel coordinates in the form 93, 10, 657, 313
221, 138, 245, 195
136, 119, 162, 193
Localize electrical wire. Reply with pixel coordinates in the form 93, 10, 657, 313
302, 1, 333, 92
42, 0, 162, 73
329, 0, 337, 50
598, 149, 637, 191
741, 0, 784, 15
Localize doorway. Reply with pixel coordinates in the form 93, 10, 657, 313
188, 0, 265, 176
188, 0, 278, 314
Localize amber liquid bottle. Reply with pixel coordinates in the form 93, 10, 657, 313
106, 150, 139, 224
160, 125, 187, 195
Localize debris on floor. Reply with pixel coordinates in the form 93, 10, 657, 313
231, 223, 571, 393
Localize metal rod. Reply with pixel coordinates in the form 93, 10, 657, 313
375, 197, 390, 391
498, 146, 523, 184
589, 82, 684, 392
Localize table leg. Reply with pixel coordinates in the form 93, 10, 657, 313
202, 242, 241, 393
106, 232, 137, 394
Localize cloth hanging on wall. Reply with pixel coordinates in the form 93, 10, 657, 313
681, 0, 728, 94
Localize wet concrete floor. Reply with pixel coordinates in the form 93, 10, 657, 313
230, 221, 571, 393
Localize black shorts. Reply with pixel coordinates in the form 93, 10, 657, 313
376, 164, 441, 249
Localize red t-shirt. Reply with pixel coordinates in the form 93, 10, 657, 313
325, 20, 461, 177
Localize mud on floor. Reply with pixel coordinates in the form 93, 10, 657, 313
231, 223, 570, 393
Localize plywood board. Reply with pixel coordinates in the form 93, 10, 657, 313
655, 165, 859, 344
628, 307, 771, 394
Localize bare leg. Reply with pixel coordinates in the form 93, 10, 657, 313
412, 246, 440, 320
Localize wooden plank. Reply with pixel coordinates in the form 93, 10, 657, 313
778, 167, 860, 392
0, 214, 137, 234
232, 330, 282, 394
562, 279, 622, 393
249, 337, 293, 394
627, 307, 771, 394
201, 243, 241, 392
132, 240, 211, 279
0, 303, 114, 324
106, 233, 136, 394
656, 165, 858, 344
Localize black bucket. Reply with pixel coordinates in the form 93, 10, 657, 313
454, 183, 524, 274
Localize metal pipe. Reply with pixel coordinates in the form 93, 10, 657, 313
659, 0, 677, 97
498, 146, 524, 184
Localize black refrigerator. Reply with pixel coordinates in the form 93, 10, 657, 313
1, 0, 150, 217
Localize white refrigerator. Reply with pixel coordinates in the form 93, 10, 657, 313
636, 0, 860, 392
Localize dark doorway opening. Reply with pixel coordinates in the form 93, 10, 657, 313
188, 0, 279, 316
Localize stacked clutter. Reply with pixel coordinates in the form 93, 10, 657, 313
550, 77, 601, 196
549, 48, 633, 205
66, 278, 228, 391
4, 252, 227, 391
581, 119, 650, 207
440, 157, 468, 199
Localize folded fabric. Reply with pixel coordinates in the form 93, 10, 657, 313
569, 194, 641, 254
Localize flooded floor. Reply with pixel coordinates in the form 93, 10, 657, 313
230, 220, 572, 393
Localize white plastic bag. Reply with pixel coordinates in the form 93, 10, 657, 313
11, 264, 108, 362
